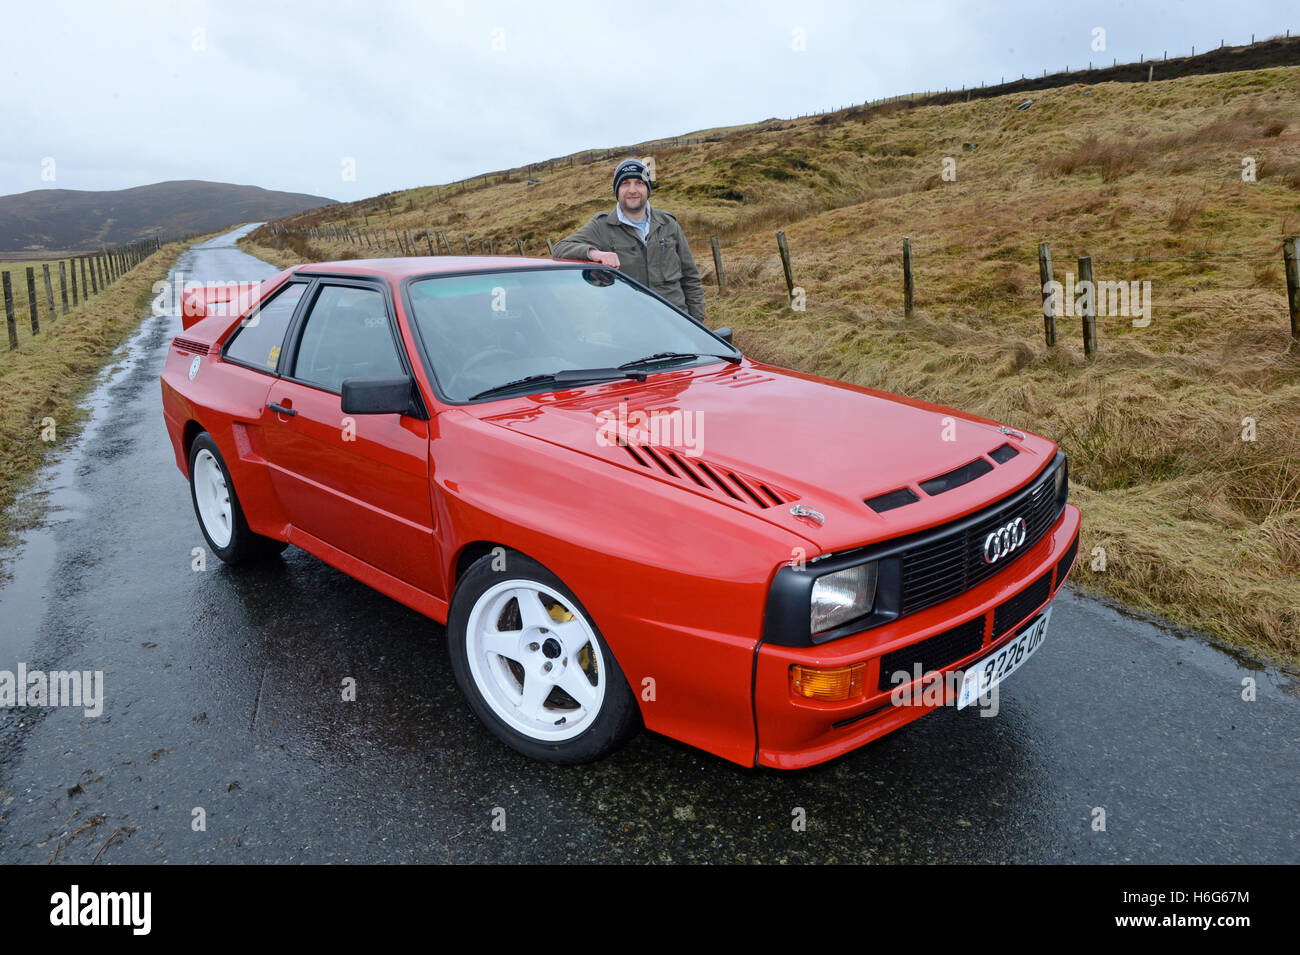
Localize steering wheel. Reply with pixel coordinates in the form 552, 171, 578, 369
446, 347, 518, 395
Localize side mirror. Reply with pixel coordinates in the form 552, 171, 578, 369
341, 376, 417, 416
713, 326, 733, 344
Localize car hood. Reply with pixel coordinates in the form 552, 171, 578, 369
473, 361, 1059, 553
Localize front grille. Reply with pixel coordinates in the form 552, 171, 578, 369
877, 616, 986, 691
991, 570, 1053, 641
1056, 532, 1080, 586
899, 460, 1062, 615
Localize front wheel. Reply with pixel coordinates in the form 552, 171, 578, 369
188, 432, 287, 565
447, 552, 640, 763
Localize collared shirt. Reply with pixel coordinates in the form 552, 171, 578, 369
616, 200, 652, 244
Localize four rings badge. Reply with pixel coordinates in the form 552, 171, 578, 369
983, 517, 1027, 564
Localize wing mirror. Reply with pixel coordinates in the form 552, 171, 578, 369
713, 326, 733, 344
340, 376, 420, 416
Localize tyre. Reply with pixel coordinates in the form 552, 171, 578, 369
447, 551, 641, 763
188, 431, 288, 565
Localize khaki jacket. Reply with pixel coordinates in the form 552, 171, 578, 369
552, 206, 707, 320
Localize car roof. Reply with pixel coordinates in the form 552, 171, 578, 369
289, 256, 583, 279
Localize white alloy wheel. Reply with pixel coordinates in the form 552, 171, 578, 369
464, 579, 606, 742
193, 447, 233, 549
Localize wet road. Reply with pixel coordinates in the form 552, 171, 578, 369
1, 226, 1297, 864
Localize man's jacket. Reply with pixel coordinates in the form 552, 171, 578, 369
552, 207, 707, 320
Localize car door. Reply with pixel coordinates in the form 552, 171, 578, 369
262, 277, 441, 598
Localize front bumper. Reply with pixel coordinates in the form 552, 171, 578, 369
753, 503, 1081, 769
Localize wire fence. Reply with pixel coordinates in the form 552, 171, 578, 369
2, 238, 162, 352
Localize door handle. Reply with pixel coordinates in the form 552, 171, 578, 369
268, 401, 296, 417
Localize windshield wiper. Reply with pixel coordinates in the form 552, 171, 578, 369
469, 367, 647, 401
618, 351, 740, 371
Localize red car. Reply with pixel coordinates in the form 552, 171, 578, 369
160, 256, 1080, 769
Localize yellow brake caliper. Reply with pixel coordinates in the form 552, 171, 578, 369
547, 602, 596, 678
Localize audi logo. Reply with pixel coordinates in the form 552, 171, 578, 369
983, 517, 1028, 564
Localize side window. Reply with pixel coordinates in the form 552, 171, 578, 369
291, 285, 405, 394
224, 282, 306, 371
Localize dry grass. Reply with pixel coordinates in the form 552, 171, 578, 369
0, 243, 188, 560
244, 66, 1300, 668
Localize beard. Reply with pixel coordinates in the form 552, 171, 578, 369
619, 193, 647, 216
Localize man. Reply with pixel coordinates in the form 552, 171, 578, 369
552, 158, 707, 321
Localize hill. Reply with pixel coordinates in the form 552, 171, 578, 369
242, 65, 1300, 669
0, 180, 335, 254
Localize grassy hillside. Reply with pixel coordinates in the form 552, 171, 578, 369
245, 66, 1300, 669
0, 180, 335, 253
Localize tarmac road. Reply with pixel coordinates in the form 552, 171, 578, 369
1, 226, 1296, 864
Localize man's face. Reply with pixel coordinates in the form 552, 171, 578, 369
617, 176, 648, 216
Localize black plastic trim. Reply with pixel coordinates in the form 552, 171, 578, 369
989, 442, 1020, 464
919, 457, 994, 495
865, 486, 920, 513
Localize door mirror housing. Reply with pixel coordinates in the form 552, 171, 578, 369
340, 376, 420, 416
713, 326, 733, 344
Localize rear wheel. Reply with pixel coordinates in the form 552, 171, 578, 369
448, 552, 640, 763
188, 432, 287, 565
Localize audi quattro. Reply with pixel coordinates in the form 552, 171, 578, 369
160, 256, 1081, 768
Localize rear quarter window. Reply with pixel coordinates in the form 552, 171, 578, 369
224, 282, 307, 372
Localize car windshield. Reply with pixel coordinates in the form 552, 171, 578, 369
406, 267, 737, 401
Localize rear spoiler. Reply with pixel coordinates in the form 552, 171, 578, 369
179, 281, 265, 330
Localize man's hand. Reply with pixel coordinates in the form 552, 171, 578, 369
588, 248, 620, 268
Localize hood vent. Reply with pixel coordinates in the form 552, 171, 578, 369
989, 442, 1020, 464
865, 487, 920, 513
919, 457, 994, 496
619, 443, 797, 509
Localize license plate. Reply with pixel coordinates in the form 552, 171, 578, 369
956, 606, 1051, 709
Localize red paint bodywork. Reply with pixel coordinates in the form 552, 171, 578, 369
161, 256, 1080, 769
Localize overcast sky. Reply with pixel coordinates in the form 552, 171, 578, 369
2, 0, 1296, 202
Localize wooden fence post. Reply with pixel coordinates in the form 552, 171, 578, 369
711, 235, 725, 288
1038, 241, 1056, 345
3, 273, 16, 349
464, 236, 472, 255
1078, 255, 1097, 357
68, 260, 78, 307
82, 257, 92, 296
1284, 236, 1300, 346
42, 264, 56, 322
517, 239, 525, 256
546, 237, 554, 256
776, 230, 794, 301
25, 268, 40, 334
903, 237, 915, 318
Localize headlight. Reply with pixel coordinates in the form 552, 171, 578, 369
810, 562, 878, 634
